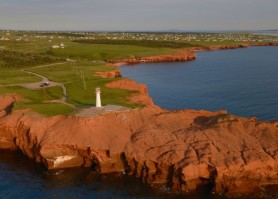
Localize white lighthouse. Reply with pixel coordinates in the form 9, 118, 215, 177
95, 87, 102, 108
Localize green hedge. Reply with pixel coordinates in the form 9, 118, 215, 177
0, 49, 64, 68
74, 39, 196, 49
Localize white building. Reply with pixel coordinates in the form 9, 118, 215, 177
51, 43, 65, 49
95, 88, 102, 108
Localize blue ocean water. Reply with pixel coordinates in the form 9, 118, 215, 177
0, 150, 276, 198
121, 46, 278, 121
0, 150, 231, 199
0, 151, 158, 199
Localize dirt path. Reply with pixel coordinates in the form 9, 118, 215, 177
16, 62, 75, 108
31, 62, 66, 69
3, 62, 130, 115
20, 69, 67, 94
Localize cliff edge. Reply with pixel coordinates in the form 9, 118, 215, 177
0, 94, 278, 195
108, 50, 196, 64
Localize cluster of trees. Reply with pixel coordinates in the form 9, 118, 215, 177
0, 50, 63, 68
74, 39, 195, 48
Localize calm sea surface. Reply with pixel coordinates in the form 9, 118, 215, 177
121, 46, 278, 121
1, 150, 276, 199
1, 47, 278, 199
0, 150, 233, 199
0, 151, 158, 199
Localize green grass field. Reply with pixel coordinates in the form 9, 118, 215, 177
0, 67, 41, 84
65, 77, 139, 108
0, 36, 152, 115
14, 102, 74, 116
28, 62, 139, 108
44, 86, 64, 100
74, 39, 196, 48
28, 62, 113, 82
0, 85, 74, 116
0, 85, 51, 102
0, 59, 140, 115
47, 43, 176, 61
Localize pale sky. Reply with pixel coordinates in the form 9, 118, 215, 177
0, 0, 277, 31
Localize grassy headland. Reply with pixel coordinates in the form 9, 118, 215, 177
0, 30, 277, 116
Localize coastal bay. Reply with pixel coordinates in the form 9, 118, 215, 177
121, 46, 278, 121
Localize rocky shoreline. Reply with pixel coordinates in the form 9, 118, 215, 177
1, 43, 278, 196
108, 50, 196, 64
107, 42, 278, 66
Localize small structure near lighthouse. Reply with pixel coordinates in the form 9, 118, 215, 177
95, 87, 102, 108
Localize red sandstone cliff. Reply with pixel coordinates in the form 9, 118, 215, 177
191, 44, 249, 51
192, 43, 278, 52
0, 95, 278, 195
94, 70, 122, 78
108, 50, 196, 64
106, 78, 154, 106
107, 43, 277, 66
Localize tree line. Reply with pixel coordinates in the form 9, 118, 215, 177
74, 39, 196, 48
0, 49, 64, 68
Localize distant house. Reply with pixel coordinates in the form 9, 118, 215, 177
51, 45, 60, 49
51, 43, 65, 49
0, 37, 9, 41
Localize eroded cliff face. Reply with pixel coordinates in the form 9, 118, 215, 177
107, 43, 278, 66
1, 95, 278, 195
108, 50, 196, 64
106, 78, 154, 106
94, 70, 122, 78
124, 111, 278, 194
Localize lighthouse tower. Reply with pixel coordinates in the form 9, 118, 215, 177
95, 87, 102, 108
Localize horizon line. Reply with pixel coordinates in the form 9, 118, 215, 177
1, 28, 278, 33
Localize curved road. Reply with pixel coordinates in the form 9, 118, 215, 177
19, 63, 75, 108
2, 62, 132, 117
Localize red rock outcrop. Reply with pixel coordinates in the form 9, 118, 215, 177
108, 43, 277, 66
94, 70, 122, 78
250, 42, 278, 47
109, 50, 196, 64
1, 94, 278, 195
192, 44, 249, 52
191, 43, 278, 52
106, 78, 154, 106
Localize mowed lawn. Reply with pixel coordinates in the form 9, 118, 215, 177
0, 67, 41, 84
0, 85, 73, 116
28, 62, 140, 108
1, 60, 137, 116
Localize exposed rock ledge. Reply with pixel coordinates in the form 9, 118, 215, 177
108, 50, 196, 64
107, 43, 278, 65
94, 70, 122, 78
1, 95, 278, 195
